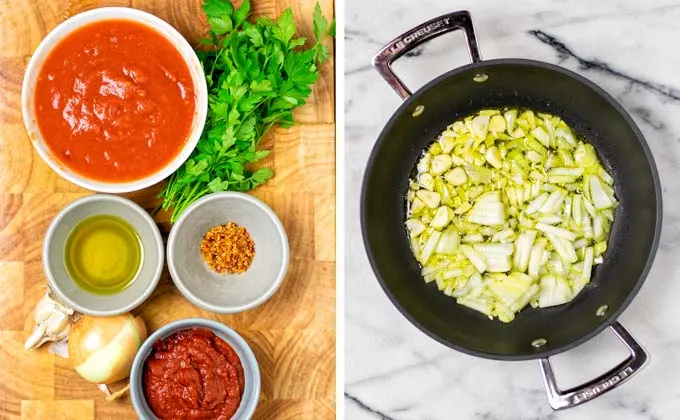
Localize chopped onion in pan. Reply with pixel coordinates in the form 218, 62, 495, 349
406, 109, 616, 322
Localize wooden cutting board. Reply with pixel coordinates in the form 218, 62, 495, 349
0, 0, 335, 418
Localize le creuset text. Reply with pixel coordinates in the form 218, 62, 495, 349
386, 17, 451, 55
571, 366, 635, 404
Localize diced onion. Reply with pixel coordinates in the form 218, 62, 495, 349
405, 108, 616, 322
461, 245, 487, 273
539, 275, 572, 307
445, 167, 468, 186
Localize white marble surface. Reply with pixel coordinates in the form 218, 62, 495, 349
344, 1, 680, 419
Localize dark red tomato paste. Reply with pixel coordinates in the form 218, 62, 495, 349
143, 328, 245, 420
34, 19, 195, 182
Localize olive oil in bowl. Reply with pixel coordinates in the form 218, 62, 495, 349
65, 215, 142, 295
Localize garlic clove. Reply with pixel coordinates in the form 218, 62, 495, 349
25, 291, 75, 350
34, 295, 58, 323
24, 323, 47, 350
45, 311, 70, 337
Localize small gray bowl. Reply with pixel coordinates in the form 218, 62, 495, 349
43, 194, 164, 316
167, 192, 289, 313
130, 318, 261, 420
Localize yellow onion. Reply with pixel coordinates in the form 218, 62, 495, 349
68, 313, 147, 384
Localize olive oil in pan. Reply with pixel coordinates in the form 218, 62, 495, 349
64, 215, 142, 295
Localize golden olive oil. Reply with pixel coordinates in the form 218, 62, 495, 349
65, 215, 142, 295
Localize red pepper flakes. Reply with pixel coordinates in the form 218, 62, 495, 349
200, 222, 255, 274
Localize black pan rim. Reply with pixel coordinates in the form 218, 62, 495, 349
360, 57, 663, 361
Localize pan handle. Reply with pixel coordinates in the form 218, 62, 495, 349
539, 322, 648, 410
372, 11, 482, 99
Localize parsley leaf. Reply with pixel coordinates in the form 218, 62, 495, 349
233, 0, 251, 29
328, 19, 336, 37
202, 0, 233, 20
312, 2, 331, 62
313, 2, 328, 42
159, 0, 334, 222
203, 0, 234, 35
273, 9, 297, 47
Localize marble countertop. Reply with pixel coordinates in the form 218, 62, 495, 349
344, 1, 680, 419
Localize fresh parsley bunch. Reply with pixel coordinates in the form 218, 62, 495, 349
159, 0, 334, 222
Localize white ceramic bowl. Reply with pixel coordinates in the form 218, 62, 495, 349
43, 194, 164, 315
167, 192, 289, 313
130, 318, 261, 420
21, 7, 208, 193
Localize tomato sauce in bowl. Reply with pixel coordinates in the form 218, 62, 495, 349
33, 19, 196, 183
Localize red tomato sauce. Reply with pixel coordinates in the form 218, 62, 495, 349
143, 328, 246, 420
34, 19, 195, 182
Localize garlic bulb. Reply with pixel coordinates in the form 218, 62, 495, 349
25, 292, 74, 350
68, 313, 147, 384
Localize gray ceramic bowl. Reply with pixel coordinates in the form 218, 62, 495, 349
167, 192, 289, 313
130, 318, 260, 420
43, 194, 164, 315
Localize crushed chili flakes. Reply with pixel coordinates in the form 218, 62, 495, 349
200, 222, 255, 274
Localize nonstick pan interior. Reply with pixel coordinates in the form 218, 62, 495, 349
361, 59, 661, 360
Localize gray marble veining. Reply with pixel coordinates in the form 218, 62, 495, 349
344, 1, 680, 419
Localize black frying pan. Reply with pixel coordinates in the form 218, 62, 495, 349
361, 11, 661, 410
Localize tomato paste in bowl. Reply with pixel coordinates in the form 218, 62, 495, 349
130, 318, 260, 420
22, 7, 208, 193
144, 328, 245, 419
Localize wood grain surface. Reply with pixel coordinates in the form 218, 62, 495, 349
0, 0, 336, 418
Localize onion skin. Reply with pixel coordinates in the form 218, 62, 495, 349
68, 313, 147, 384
